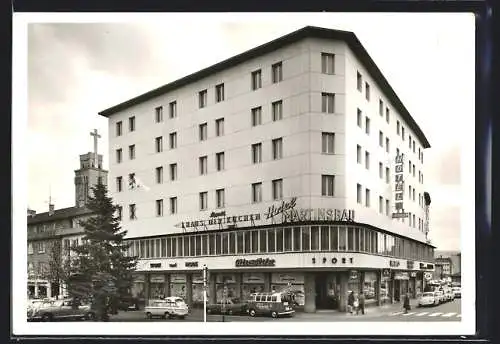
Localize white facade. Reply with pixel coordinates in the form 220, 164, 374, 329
106, 36, 429, 244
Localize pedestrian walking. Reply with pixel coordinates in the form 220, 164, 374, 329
353, 293, 359, 315
357, 292, 365, 315
347, 291, 354, 314
403, 293, 411, 314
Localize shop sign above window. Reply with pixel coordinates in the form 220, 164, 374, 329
382, 268, 391, 278
150, 263, 161, 269
389, 260, 400, 268
407, 260, 415, 270
312, 256, 354, 265
235, 258, 275, 267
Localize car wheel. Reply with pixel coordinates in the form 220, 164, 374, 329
249, 309, 256, 317
146, 312, 152, 319
41, 313, 52, 322
271, 311, 278, 318
86, 312, 96, 321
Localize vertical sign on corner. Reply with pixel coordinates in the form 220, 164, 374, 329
392, 154, 408, 219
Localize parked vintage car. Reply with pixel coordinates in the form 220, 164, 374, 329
444, 288, 455, 302
27, 299, 95, 321
206, 298, 248, 315
117, 296, 140, 311
417, 292, 439, 307
452, 287, 461, 298
144, 297, 189, 319
246, 292, 295, 318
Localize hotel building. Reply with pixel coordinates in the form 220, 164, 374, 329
99, 26, 435, 312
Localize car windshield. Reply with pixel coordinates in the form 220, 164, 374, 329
422, 292, 434, 297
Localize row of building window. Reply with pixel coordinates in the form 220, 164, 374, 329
27, 241, 46, 254
124, 224, 434, 262
116, 53, 338, 137
356, 144, 424, 186
357, 108, 424, 165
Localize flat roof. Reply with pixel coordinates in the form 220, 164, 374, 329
98, 26, 430, 148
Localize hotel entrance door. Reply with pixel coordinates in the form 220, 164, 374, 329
315, 273, 340, 309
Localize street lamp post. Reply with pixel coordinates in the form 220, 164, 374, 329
203, 265, 208, 323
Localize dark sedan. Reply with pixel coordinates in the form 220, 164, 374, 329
206, 298, 248, 315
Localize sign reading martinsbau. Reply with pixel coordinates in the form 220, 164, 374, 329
175, 198, 355, 232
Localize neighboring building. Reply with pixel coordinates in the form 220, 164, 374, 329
27, 137, 108, 298
434, 256, 452, 280
98, 26, 435, 312
434, 251, 461, 284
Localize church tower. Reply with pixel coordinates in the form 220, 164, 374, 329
74, 129, 108, 207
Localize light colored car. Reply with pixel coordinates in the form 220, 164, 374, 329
418, 292, 439, 307
452, 287, 461, 298
144, 297, 189, 319
434, 291, 445, 304
444, 288, 454, 302
28, 299, 95, 321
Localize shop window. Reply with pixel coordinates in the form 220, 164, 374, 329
229, 232, 236, 254
268, 229, 276, 253
251, 230, 259, 253
302, 226, 311, 251
364, 272, 378, 302
222, 233, 229, 254
244, 231, 251, 253
293, 227, 301, 251
320, 226, 329, 250
347, 227, 354, 251
284, 227, 292, 251
311, 226, 320, 251
330, 226, 338, 250
237, 232, 244, 254
338, 227, 346, 251
209, 234, 215, 255
276, 228, 284, 252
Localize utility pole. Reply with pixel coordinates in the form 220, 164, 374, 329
203, 265, 208, 323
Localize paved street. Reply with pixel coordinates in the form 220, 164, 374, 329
107, 299, 461, 322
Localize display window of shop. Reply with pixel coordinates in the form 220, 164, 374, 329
347, 279, 360, 295
271, 273, 305, 306
149, 275, 166, 299
170, 274, 187, 299
131, 274, 146, 300
380, 277, 390, 303
216, 273, 237, 301
363, 271, 378, 302
241, 272, 266, 301
192, 273, 204, 303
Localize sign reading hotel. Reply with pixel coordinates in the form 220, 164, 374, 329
175, 197, 355, 232
392, 154, 409, 219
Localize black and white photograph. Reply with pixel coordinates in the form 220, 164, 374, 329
13, 12, 476, 336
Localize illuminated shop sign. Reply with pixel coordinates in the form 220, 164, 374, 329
150, 263, 162, 269
235, 258, 276, 267
175, 213, 261, 232
392, 155, 409, 219
424, 272, 433, 280
312, 256, 354, 265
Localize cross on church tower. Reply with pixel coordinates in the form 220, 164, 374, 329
90, 129, 101, 168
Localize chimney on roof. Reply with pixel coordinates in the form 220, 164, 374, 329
49, 204, 55, 216
27, 209, 36, 217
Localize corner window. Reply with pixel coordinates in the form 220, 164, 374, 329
321, 93, 335, 113
321, 132, 335, 154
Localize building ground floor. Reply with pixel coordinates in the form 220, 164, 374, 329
130, 252, 434, 313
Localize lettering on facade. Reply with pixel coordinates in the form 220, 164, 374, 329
389, 260, 400, 268
235, 258, 276, 267
392, 154, 409, 219
169, 263, 177, 268
150, 263, 161, 268
175, 213, 261, 232
185, 262, 199, 268
410, 272, 417, 278
312, 256, 354, 265
419, 263, 434, 270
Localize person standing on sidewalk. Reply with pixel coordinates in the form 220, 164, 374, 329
357, 292, 365, 315
403, 293, 411, 314
347, 291, 354, 314
353, 293, 359, 315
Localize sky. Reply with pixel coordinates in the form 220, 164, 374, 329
24, 13, 475, 251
